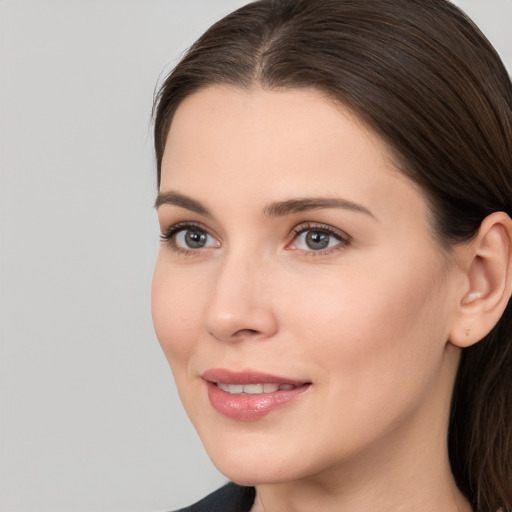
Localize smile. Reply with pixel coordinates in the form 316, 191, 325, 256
202, 369, 311, 420
216, 383, 297, 394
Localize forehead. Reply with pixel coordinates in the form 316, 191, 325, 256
163, 86, 390, 179
160, 85, 429, 229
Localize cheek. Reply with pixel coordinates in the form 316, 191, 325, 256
151, 255, 206, 365
270, 257, 453, 465
284, 254, 451, 393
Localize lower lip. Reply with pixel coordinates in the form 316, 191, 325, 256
206, 381, 310, 421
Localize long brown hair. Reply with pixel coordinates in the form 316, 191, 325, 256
153, 1, 512, 510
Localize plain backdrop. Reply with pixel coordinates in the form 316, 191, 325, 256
0, 1, 510, 511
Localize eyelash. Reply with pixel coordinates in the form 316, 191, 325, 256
160, 221, 351, 256
160, 221, 213, 256
289, 222, 351, 256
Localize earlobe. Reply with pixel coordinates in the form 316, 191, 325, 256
449, 212, 512, 348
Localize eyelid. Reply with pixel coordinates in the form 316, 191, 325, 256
160, 221, 220, 254
287, 222, 352, 255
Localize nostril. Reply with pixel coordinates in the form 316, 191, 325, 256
234, 328, 260, 337
207, 328, 262, 343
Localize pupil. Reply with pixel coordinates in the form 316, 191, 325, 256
185, 229, 207, 248
306, 231, 329, 250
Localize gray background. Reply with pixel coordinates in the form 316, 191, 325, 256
0, 1, 510, 511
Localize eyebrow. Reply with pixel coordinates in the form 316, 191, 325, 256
155, 191, 375, 220
154, 191, 212, 217
263, 197, 375, 219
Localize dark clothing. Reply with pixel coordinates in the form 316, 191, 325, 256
172, 483, 256, 512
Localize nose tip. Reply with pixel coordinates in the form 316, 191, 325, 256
203, 261, 278, 343
206, 305, 278, 343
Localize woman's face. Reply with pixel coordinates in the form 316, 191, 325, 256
152, 86, 464, 485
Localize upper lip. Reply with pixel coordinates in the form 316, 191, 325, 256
202, 368, 309, 386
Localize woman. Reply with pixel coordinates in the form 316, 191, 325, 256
151, 1, 512, 510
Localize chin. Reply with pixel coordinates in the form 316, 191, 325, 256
199, 428, 316, 486
212, 458, 298, 487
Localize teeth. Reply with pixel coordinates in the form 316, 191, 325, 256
217, 383, 243, 393
216, 383, 297, 395
244, 384, 263, 394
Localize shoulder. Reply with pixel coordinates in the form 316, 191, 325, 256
171, 482, 256, 512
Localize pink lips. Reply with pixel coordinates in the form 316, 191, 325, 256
202, 369, 311, 421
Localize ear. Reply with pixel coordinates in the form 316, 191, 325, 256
449, 212, 512, 348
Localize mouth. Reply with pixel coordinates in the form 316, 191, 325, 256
202, 369, 311, 420
215, 382, 299, 394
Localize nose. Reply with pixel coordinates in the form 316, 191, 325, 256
204, 251, 278, 343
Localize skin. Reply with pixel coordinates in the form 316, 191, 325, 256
152, 86, 475, 512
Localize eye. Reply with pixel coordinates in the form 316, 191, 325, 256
175, 227, 214, 249
161, 223, 220, 253
288, 223, 350, 254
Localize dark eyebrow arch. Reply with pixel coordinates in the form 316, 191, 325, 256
154, 191, 212, 217
264, 197, 375, 219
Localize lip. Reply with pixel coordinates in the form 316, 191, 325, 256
202, 369, 311, 421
